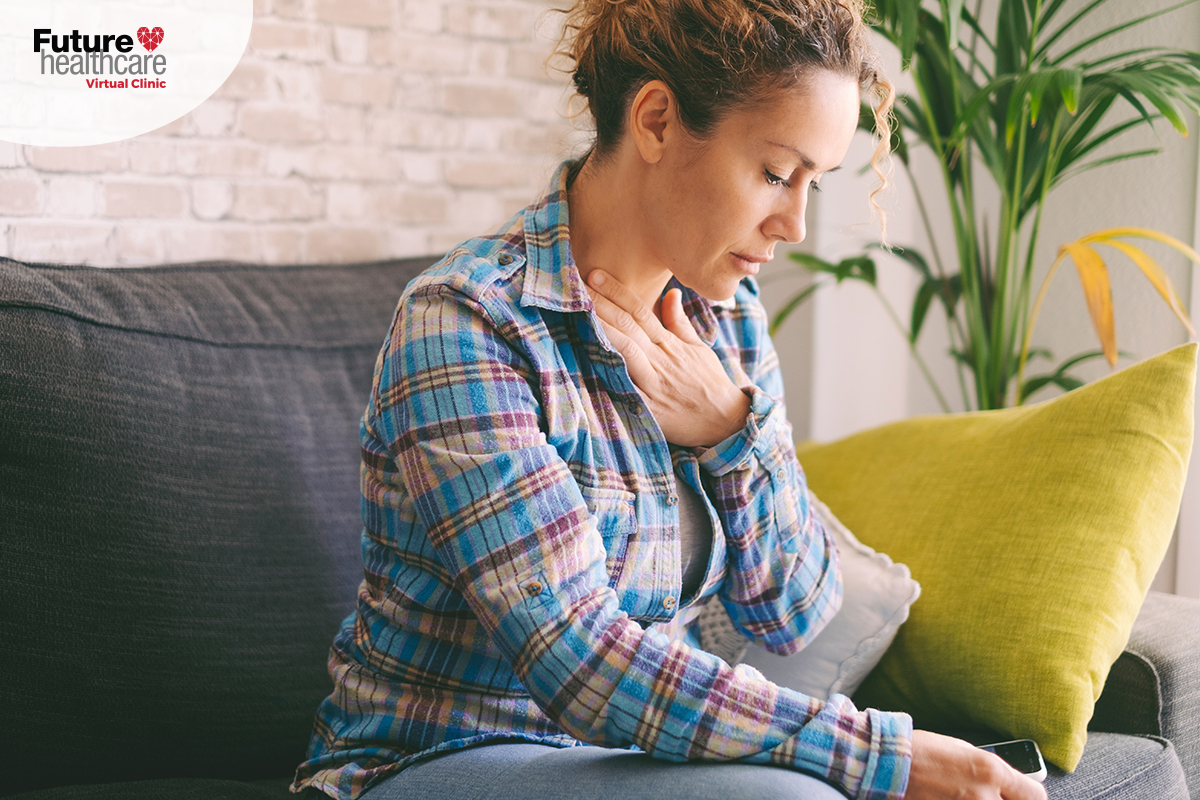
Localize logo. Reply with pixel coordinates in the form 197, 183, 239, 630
137, 27, 164, 51
0, 0, 253, 146
34, 26, 170, 89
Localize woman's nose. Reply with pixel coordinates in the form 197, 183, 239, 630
767, 188, 807, 244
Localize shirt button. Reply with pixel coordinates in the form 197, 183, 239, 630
627, 400, 641, 415
663, 596, 677, 610
498, 253, 514, 266
775, 470, 785, 481
524, 580, 543, 597
666, 494, 678, 506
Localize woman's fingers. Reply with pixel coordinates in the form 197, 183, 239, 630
588, 270, 668, 345
660, 288, 703, 344
596, 317, 656, 389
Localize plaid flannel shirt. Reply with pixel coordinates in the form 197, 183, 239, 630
292, 160, 913, 800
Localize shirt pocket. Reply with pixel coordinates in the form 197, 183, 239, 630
579, 486, 637, 586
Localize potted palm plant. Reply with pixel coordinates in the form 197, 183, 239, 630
772, 0, 1200, 410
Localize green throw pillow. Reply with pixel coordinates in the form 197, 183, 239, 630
796, 343, 1196, 771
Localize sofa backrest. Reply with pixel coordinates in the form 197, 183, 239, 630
0, 255, 435, 794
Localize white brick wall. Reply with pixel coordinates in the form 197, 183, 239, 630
0, 0, 584, 266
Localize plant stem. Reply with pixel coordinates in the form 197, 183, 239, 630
871, 284, 953, 413
1017, 249, 1069, 401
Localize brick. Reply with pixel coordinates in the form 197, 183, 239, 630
301, 145, 404, 180
320, 67, 394, 106
446, 4, 535, 39
526, 83, 570, 122
270, 62, 321, 103
152, 116, 189, 136
469, 42, 508, 77
192, 179, 233, 220
304, 226, 387, 262
508, 42, 559, 83
273, 0, 310, 20
387, 35, 469, 73
0, 172, 45, 215
370, 186, 448, 224
11, 222, 115, 265
26, 143, 125, 172
443, 82, 521, 116
115, 225, 167, 265
447, 190, 504, 230
385, 226, 431, 257
364, 108, 458, 148
326, 105, 367, 143
265, 147, 314, 178
326, 182, 368, 222
188, 100, 238, 137
403, 151, 441, 183
315, 0, 392, 27
259, 227, 306, 263
175, 141, 265, 176
45, 176, 97, 217
215, 60, 271, 100
444, 157, 533, 189
272, 62, 321, 103
401, 0, 442, 33
231, 179, 322, 221
104, 181, 186, 218
128, 140, 177, 173
462, 119, 504, 150
396, 77, 440, 111
0, 142, 21, 167
250, 21, 329, 61
163, 224, 261, 263
503, 122, 572, 154
333, 26, 370, 64
367, 30, 394, 65
240, 105, 325, 142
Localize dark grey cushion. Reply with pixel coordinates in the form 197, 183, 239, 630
7, 778, 293, 800
0, 257, 433, 796
1045, 733, 1188, 800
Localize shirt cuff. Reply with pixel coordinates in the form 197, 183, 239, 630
855, 708, 914, 800
693, 385, 777, 476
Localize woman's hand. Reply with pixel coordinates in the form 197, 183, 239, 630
907, 730, 1048, 800
587, 269, 750, 448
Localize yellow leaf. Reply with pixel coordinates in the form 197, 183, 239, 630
1064, 242, 1117, 367
1101, 240, 1198, 338
1083, 226, 1200, 265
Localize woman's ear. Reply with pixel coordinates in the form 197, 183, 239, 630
627, 80, 678, 165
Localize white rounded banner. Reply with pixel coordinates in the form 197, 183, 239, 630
0, 0, 253, 147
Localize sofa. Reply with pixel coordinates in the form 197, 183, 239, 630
1, 254, 1197, 800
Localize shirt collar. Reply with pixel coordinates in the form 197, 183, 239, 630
520, 159, 727, 347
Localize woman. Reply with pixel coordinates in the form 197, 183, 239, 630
292, 1, 1047, 798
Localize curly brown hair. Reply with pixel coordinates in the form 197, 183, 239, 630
557, 0, 895, 235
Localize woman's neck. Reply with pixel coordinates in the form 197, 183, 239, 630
567, 151, 673, 316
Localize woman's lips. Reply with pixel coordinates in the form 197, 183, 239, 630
731, 252, 771, 275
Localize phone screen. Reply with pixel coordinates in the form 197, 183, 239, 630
980, 740, 1043, 775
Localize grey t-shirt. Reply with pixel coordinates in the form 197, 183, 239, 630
676, 472, 713, 600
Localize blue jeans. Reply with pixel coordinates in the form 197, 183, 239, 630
361, 742, 848, 800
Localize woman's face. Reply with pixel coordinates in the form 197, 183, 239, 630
645, 69, 862, 301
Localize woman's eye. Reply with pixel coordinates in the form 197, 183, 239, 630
809, 182, 822, 194
764, 169, 791, 188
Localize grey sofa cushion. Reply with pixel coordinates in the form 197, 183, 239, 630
0, 257, 432, 796
8, 779, 295, 800
1045, 733, 1188, 800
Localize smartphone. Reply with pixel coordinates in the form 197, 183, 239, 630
978, 739, 1047, 782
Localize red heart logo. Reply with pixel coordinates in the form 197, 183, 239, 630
136, 27, 164, 52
